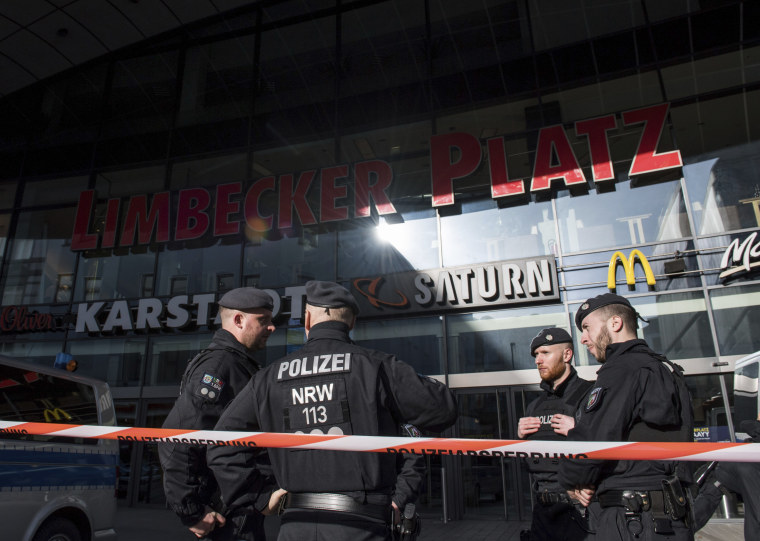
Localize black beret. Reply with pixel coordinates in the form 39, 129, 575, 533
218, 287, 274, 311
530, 327, 573, 356
574, 293, 636, 330
305, 280, 359, 314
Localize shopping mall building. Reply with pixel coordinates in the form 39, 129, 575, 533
0, 0, 757, 524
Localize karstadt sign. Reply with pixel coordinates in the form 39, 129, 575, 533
70, 103, 682, 250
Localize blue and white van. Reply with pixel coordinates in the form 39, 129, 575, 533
0, 355, 118, 541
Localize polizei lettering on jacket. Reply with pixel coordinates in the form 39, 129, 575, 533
277, 353, 352, 380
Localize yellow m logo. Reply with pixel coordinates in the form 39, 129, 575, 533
43, 408, 72, 422
608, 250, 655, 290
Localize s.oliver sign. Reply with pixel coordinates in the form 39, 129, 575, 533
70, 102, 681, 251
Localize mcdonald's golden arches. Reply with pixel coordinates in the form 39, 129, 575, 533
608, 249, 655, 291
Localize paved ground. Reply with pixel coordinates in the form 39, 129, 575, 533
114, 505, 743, 541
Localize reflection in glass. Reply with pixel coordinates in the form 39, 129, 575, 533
685, 374, 733, 442
733, 359, 758, 440
245, 231, 336, 289
353, 316, 443, 375
76, 251, 156, 301
683, 142, 760, 235
441, 200, 556, 266
710, 284, 760, 356
456, 392, 505, 517
556, 178, 690, 254
147, 334, 212, 386
22, 176, 89, 206
95, 165, 166, 198
68, 338, 145, 388
447, 305, 568, 373
0, 341, 64, 367
156, 242, 240, 296
2, 208, 77, 305
338, 212, 438, 279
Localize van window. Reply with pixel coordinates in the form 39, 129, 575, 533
0, 364, 99, 445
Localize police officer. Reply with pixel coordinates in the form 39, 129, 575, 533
159, 287, 276, 540
208, 280, 457, 541
558, 293, 694, 541
518, 327, 592, 541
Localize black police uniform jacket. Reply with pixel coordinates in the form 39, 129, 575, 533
159, 329, 263, 526
558, 339, 693, 494
524, 367, 592, 491
208, 321, 458, 515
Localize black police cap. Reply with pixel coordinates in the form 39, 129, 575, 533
218, 287, 274, 312
574, 293, 641, 330
305, 280, 359, 314
530, 327, 573, 356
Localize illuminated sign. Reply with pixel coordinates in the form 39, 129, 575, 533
70, 103, 682, 251
720, 231, 760, 282
608, 249, 655, 291
352, 257, 559, 317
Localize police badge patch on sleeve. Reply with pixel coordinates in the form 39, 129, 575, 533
201, 373, 224, 391
585, 387, 605, 412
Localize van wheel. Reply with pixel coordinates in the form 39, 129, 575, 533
32, 517, 82, 541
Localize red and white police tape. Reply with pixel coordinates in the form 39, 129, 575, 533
1, 420, 758, 462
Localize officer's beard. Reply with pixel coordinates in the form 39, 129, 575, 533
540, 362, 567, 385
593, 327, 612, 363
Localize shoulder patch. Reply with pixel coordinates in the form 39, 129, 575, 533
201, 373, 225, 392
585, 387, 605, 412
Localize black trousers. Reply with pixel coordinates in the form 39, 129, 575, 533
586, 501, 692, 541
527, 501, 590, 541
278, 509, 390, 541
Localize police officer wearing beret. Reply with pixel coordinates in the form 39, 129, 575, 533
518, 327, 592, 541
558, 293, 694, 541
160, 287, 277, 540
208, 280, 458, 541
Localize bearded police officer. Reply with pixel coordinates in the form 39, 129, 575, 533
518, 327, 592, 541
160, 287, 276, 541
558, 293, 694, 541
208, 280, 457, 541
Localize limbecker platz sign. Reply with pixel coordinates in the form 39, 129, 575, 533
70, 103, 682, 251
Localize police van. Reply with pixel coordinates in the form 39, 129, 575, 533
0, 355, 118, 541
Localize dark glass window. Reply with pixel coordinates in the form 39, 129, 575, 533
0, 362, 98, 445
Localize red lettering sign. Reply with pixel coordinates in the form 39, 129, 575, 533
0, 306, 55, 332
624, 103, 682, 175
575, 114, 616, 182
531, 125, 587, 191
176, 188, 211, 241
431, 132, 482, 207
354, 160, 396, 217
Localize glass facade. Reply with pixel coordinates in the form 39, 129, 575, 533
0, 0, 757, 523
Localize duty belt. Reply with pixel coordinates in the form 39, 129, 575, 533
535, 491, 572, 506
282, 492, 390, 522
598, 490, 664, 514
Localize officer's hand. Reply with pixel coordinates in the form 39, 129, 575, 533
517, 417, 540, 439
189, 506, 226, 537
392, 502, 400, 525
567, 487, 595, 507
262, 488, 288, 516
550, 414, 575, 436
